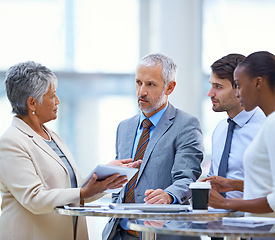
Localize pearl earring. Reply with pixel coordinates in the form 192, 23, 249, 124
32, 110, 35, 115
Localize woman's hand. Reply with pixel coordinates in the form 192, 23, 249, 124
209, 188, 274, 213
108, 158, 142, 168
201, 176, 243, 193
208, 188, 229, 209
80, 173, 127, 200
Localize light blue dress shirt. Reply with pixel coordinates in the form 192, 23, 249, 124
120, 103, 177, 230
131, 104, 168, 159
208, 107, 266, 199
130, 104, 177, 202
123, 104, 167, 198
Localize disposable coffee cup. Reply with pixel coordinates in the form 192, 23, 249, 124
189, 182, 211, 212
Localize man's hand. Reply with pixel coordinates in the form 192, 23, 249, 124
144, 189, 173, 204
144, 220, 166, 228
108, 158, 142, 168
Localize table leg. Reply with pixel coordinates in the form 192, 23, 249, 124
141, 231, 156, 240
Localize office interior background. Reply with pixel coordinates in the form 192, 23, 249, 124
1, 0, 275, 239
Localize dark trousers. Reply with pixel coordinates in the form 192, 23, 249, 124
112, 226, 139, 240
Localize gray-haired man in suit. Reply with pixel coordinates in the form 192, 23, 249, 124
102, 53, 204, 240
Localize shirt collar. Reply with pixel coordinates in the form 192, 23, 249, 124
138, 103, 169, 129
231, 108, 257, 128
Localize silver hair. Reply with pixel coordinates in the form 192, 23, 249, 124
137, 53, 177, 85
4, 61, 57, 116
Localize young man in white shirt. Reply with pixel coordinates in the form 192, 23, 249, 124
202, 54, 266, 240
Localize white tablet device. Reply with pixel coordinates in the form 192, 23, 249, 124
82, 164, 138, 193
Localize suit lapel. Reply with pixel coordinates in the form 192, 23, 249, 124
48, 131, 83, 186
32, 134, 70, 173
12, 117, 69, 173
136, 104, 176, 184
48, 130, 77, 170
124, 115, 140, 159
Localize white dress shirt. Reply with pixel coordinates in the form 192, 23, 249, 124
208, 107, 265, 199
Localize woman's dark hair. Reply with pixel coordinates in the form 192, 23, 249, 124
238, 51, 275, 90
211, 53, 246, 87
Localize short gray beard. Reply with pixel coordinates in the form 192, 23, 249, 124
139, 90, 167, 114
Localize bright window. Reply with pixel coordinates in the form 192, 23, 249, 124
202, 0, 275, 159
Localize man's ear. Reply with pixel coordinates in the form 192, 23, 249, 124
165, 81, 176, 95
26, 96, 37, 113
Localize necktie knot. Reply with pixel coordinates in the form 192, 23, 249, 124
142, 118, 153, 129
227, 119, 236, 132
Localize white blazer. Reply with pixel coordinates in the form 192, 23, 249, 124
0, 117, 101, 240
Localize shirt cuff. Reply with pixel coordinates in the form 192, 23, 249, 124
267, 193, 275, 212
119, 218, 130, 230
165, 191, 178, 204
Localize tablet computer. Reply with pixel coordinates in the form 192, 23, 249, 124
82, 164, 138, 193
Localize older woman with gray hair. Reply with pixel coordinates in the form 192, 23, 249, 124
0, 61, 141, 240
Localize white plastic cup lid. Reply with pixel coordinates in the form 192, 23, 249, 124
189, 182, 211, 189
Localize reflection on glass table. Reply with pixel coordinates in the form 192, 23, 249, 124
56, 205, 246, 240
128, 219, 275, 240
56, 205, 243, 221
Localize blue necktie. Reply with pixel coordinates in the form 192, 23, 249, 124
218, 119, 236, 196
